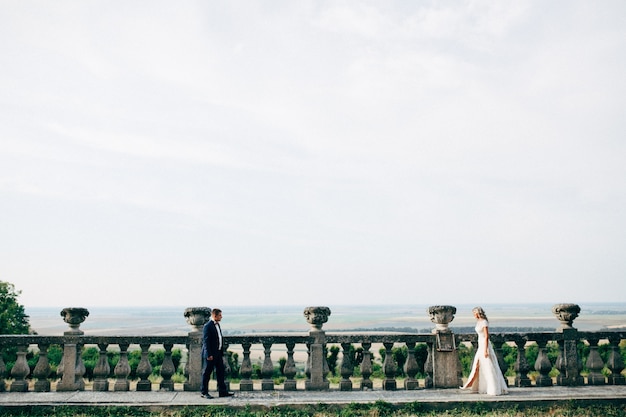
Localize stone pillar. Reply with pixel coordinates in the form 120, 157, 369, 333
33, 343, 51, 392
10, 344, 30, 392
283, 341, 298, 391
607, 334, 626, 385
160, 343, 176, 391
382, 341, 397, 390
57, 307, 89, 391
239, 342, 254, 391
552, 303, 583, 386
92, 343, 110, 391
534, 336, 553, 387
513, 336, 531, 387
339, 342, 354, 391
261, 341, 275, 391
585, 336, 606, 385
304, 306, 331, 390
404, 341, 420, 390
360, 342, 373, 390
427, 305, 461, 388
114, 343, 131, 391
183, 307, 211, 391
136, 343, 153, 391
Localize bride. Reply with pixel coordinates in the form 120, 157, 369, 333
460, 307, 508, 395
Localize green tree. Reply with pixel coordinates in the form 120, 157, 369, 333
0, 281, 32, 371
0, 281, 31, 335
227, 351, 240, 379
326, 345, 340, 376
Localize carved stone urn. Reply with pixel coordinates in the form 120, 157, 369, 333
304, 306, 331, 331
552, 303, 581, 331
184, 307, 212, 332
428, 305, 457, 333
60, 307, 90, 335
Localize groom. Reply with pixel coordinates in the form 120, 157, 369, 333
200, 308, 234, 398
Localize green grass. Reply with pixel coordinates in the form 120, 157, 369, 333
1, 403, 625, 417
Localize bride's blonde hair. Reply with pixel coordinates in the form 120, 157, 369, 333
472, 307, 488, 320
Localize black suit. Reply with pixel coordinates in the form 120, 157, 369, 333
201, 319, 227, 395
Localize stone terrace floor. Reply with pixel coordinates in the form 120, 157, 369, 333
1, 386, 626, 411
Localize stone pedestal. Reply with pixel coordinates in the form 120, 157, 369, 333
57, 308, 89, 392
183, 307, 211, 391
552, 304, 583, 386
427, 305, 461, 388
431, 349, 461, 387
304, 306, 331, 391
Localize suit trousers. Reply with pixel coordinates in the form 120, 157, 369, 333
201, 351, 227, 394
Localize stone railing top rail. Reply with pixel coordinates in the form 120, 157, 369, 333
2, 330, 626, 346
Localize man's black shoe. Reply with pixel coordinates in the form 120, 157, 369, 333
201, 393, 213, 399
219, 392, 234, 397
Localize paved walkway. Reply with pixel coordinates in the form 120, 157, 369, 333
1, 386, 626, 411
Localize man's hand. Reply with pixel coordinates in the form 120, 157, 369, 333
208, 356, 214, 361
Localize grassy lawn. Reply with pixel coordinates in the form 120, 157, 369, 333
0, 403, 625, 417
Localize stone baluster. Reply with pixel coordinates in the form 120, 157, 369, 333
339, 342, 353, 391
76, 343, 86, 390
534, 338, 553, 387
239, 342, 253, 391
305, 341, 311, 381
0, 350, 6, 392
223, 340, 232, 393
424, 340, 433, 389
33, 343, 51, 392
585, 336, 605, 385
304, 306, 331, 390
160, 343, 176, 391
183, 307, 211, 392
57, 307, 89, 391
513, 336, 531, 387
607, 334, 625, 385
552, 304, 583, 386
283, 341, 298, 391
555, 339, 566, 385
261, 341, 275, 390
360, 342, 373, 390
92, 343, 110, 391
114, 343, 131, 391
184, 340, 190, 391
491, 335, 508, 386
136, 343, 153, 391
56, 350, 64, 382
404, 342, 419, 390
382, 342, 397, 390
10, 344, 30, 392
404, 341, 419, 390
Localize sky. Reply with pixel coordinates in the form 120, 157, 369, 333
1, 1, 625, 310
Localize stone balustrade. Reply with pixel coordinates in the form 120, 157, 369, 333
0, 304, 624, 393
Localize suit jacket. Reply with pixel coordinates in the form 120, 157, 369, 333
202, 320, 223, 359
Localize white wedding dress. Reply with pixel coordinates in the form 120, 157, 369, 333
461, 319, 508, 395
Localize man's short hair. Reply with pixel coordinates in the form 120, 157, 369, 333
212, 308, 222, 316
